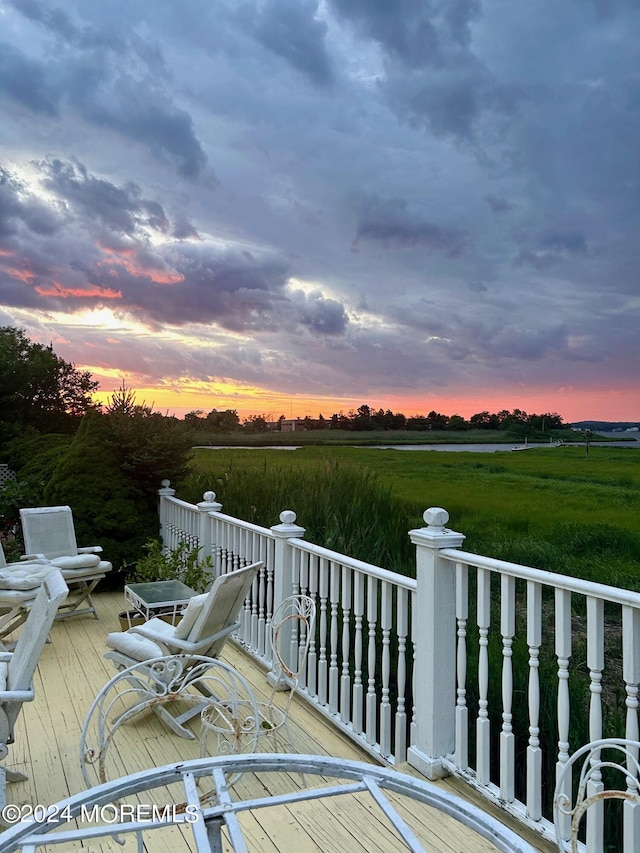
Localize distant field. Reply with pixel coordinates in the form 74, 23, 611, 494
191, 427, 585, 446
189, 444, 640, 588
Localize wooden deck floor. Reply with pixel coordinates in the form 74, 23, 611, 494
2, 591, 554, 853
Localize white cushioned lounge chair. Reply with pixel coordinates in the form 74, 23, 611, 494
20, 505, 112, 620
105, 561, 262, 737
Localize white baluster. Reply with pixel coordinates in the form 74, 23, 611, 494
526, 580, 542, 821
623, 605, 640, 849
257, 559, 266, 656
340, 566, 352, 724
586, 596, 604, 852
500, 574, 515, 802
318, 557, 328, 705
380, 580, 392, 758
395, 587, 408, 764
306, 554, 318, 697
455, 562, 469, 770
477, 567, 491, 785
353, 571, 365, 735
366, 575, 378, 746
555, 588, 572, 845
329, 561, 340, 714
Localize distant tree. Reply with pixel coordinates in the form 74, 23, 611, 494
242, 414, 271, 433
205, 409, 240, 431
352, 404, 375, 431
426, 411, 449, 430
104, 381, 139, 416
447, 414, 470, 430
0, 326, 98, 444
184, 410, 207, 430
406, 415, 429, 431
470, 411, 500, 430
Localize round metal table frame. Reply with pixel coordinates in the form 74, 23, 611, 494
1, 753, 538, 853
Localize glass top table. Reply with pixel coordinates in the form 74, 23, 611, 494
124, 580, 197, 623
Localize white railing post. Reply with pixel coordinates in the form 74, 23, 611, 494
270, 510, 306, 682
197, 491, 222, 582
158, 479, 176, 549
407, 507, 465, 780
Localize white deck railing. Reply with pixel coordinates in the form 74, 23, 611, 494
158, 482, 640, 851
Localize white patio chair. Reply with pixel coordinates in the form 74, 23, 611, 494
0, 569, 68, 810
105, 561, 262, 737
0, 542, 56, 641
253, 594, 316, 754
554, 737, 640, 852
20, 505, 112, 620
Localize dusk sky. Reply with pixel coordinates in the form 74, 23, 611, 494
1, 0, 638, 423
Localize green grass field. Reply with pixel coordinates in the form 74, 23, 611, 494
187, 444, 640, 588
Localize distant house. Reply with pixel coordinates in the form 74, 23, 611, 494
278, 418, 308, 432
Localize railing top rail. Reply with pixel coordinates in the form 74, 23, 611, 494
208, 510, 274, 539
442, 547, 640, 608
162, 495, 200, 511
289, 537, 416, 591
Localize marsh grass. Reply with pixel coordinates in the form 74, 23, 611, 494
186, 445, 640, 840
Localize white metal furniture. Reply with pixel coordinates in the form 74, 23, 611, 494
19, 505, 112, 620
0, 753, 539, 852
124, 579, 197, 624
554, 738, 640, 853
0, 569, 68, 810
105, 562, 262, 736
255, 594, 316, 753
81, 655, 259, 790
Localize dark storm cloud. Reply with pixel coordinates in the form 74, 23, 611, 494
292, 292, 349, 334
3, 4, 207, 181
39, 158, 170, 236
329, 0, 508, 140
485, 195, 516, 214
354, 197, 467, 256
329, 0, 480, 67
0, 43, 59, 115
539, 230, 587, 255
0, 167, 63, 238
247, 0, 334, 87
74, 84, 209, 182
515, 228, 588, 269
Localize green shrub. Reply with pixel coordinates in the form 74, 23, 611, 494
44, 410, 157, 584
125, 539, 213, 592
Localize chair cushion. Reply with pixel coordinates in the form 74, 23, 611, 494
51, 554, 101, 570
105, 631, 164, 661
0, 565, 53, 590
173, 593, 208, 640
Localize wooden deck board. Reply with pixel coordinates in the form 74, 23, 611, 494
1, 591, 552, 852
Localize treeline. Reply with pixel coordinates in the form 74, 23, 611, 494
186, 404, 568, 434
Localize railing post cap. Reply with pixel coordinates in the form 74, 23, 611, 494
198, 491, 222, 511
409, 507, 465, 547
271, 509, 306, 537
158, 480, 176, 495
424, 507, 449, 528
